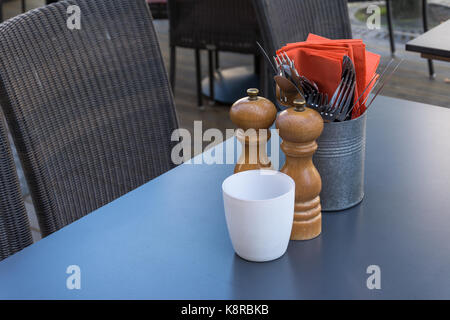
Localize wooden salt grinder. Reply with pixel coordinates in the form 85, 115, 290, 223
230, 88, 277, 173
276, 98, 324, 240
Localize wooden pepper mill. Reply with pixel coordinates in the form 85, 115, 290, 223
276, 98, 324, 240
230, 88, 277, 173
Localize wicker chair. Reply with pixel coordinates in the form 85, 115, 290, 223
167, 0, 260, 106
252, 0, 352, 102
0, 116, 32, 261
0, 0, 179, 236
253, 0, 352, 58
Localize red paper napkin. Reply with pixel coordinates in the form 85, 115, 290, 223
277, 34, 380, 119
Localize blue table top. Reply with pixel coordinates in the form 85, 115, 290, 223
1, 95, 450, 299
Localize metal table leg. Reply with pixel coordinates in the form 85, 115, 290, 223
386, 0, 396, 56
422, 0, 435, 79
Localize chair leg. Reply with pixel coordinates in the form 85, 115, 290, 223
215, 50, 219, 70
208, 49, 215, 102
426, 59, 435, 79
422, 0, 435, 79
260, 59, 274, 102
254, 54, 261, 75
195, 49, 203, 107
258, 57, 267, 96
386, 0, 396, 56
170, 45, 176, 92
22, 0, 26, 12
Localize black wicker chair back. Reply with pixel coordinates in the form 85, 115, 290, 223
168, 0, 259, 53
252, 0, 352, 102
253, 0, 352, 56
0, 117, 32, 260
0, 0, 179, 236
167, 0, 261, 106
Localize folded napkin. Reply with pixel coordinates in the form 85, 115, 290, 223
278, 34, 380, 119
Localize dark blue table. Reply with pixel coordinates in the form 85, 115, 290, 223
1, 95, 450, 299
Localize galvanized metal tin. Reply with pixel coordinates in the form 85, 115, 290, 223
313, 113, 367, 211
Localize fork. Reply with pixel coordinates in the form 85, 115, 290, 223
308, 92, 334, 121
307, 56, 356, 122
274, 52, 318, 99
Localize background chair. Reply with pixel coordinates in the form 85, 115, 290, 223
252, 0, 353, 102
0, 116, 32, 261
167, 0, 261, 106
0, 0, 179, 236
147, 0, 168, 19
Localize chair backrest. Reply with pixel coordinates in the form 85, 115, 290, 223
252, 0, 352, 56
0, 116, 32, 260
0, 0, 179, 236
252, 0, 352, 100
167, 0, 260, 53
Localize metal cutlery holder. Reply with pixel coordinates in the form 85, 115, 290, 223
313, 112, 367, 211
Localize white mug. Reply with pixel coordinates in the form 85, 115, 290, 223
222, 170, 295, 262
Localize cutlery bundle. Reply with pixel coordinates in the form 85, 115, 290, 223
259, 34, 401, 122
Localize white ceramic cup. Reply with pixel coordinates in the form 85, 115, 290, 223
222, 169, 295, 262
